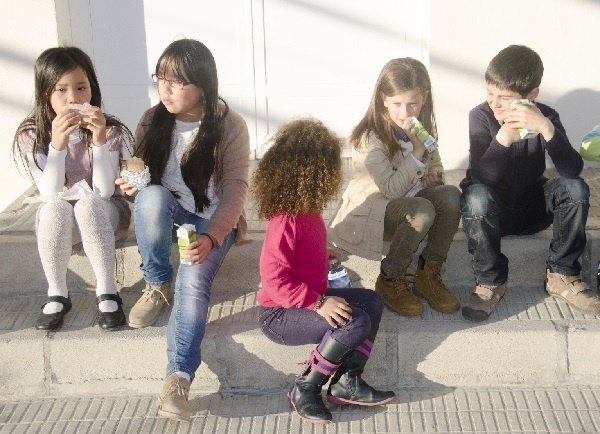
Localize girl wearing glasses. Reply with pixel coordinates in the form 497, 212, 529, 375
116, 39, 250, 421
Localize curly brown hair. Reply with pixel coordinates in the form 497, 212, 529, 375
252, 118, 342, 220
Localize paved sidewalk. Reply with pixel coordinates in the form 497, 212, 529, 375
2, 386, 600, 433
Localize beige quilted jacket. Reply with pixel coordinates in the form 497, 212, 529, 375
328, 131, 444, 260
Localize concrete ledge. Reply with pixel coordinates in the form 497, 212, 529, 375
2, 233, 600, 399
2, 308, 600, 399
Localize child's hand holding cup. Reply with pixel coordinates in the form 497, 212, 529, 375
120, 157, 151, 191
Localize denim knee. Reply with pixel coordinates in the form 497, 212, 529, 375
135, 185, 173, 212
546, 177, 590, 205
461, 184, 499, 218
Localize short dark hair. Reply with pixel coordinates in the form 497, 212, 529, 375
485, 45, 543, 97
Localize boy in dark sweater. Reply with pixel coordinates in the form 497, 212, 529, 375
460, 45, 600, 321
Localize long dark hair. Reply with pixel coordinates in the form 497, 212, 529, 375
136, 39, 229, 213
12, 46, 132, 178
350, 58, 437, 159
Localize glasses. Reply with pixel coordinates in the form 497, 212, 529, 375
151, 74, 189, 90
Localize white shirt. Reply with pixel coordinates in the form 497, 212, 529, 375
161, 120, 219, 219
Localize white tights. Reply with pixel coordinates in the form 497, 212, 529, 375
37, 196, 120, 314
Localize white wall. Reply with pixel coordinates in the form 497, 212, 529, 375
430, 0, 600, 170
0, 2, 59, 212
2, 0, 600, 213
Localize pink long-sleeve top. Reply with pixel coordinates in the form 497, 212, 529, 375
257, 212, 328, 309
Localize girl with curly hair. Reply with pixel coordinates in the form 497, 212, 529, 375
253, 118, 396, 425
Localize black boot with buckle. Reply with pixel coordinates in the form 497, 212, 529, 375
289, 330, 352, 424
327, 327, 396, 406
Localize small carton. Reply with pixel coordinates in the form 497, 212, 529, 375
411, 117, 438, 152
176, 224, 197, 265
511, 99, 539, 139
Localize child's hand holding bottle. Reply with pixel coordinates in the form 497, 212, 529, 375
398, 118, 427, 161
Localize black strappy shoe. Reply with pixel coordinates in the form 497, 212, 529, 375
35, 295, 72, 331
97, 293, 126, 331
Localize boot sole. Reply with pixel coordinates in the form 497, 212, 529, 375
547, 293, 600, 315
157, 399, 191, 422
326, 395, 397, 406
128, 322, 151, 329
381, 298, 423, 316
157, 408, 191, 422
461, 306, 491, 322
413, 288, 460, 313
288, 396, 331, 424
128, 315, 160, 329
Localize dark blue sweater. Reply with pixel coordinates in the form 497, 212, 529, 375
460, 101, 583, 199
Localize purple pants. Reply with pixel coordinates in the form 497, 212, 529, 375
258, 288, 383, 349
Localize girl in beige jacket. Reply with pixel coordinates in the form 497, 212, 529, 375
329, 58, 460, 316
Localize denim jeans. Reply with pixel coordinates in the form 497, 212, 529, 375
382, 184, 461, 275
460, 177, 589, 285
258, 288, 384, 349
134, 185, 236, 380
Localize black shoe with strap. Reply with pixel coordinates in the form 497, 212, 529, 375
35, 295, 72, 331
97, 293, 125, 331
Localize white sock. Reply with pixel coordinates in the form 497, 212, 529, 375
43, 301, 65, 315
98, 300, 118, 313
174, 371, 191, 382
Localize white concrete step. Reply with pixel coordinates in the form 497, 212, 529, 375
1, 233, 600, 400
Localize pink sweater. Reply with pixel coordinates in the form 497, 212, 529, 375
257, 212, 328, 309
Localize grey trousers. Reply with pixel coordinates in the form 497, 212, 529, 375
382, 184, 461, 276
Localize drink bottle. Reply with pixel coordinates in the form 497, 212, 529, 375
328, 258, 351, 288
411, 117, 438, 152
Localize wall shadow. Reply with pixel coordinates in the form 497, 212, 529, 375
554, 88, 600, 156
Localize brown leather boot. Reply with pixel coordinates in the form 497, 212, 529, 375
413, 256, 459, 313
375, 270, 423, 316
